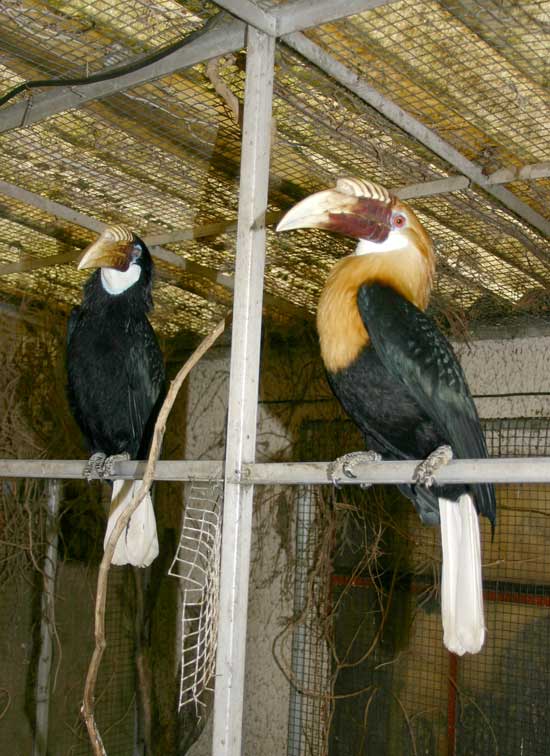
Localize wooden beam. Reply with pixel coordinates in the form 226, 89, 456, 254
211, 1, 277, 35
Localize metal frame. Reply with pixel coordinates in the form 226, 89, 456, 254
1, 3, 550, 756
212, 26, 275, 755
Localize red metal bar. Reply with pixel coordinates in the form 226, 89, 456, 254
331, 575, 550, 607
484, 589, 550, 607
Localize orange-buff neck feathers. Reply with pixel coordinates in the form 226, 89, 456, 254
317, 202, 435, 373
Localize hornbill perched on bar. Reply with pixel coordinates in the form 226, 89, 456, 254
67, 226, 165, 567
277, 179, 496, 655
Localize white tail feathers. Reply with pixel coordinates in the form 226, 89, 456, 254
439, 494, 485, 655
104, 479, 159, 567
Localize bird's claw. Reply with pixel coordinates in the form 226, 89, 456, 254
84, 452, 107, 482
413, 445, 453, 488
103, 452, 131, 478
327, 451, 382, 489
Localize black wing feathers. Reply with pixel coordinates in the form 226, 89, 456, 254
125, 320, 165, 458
357, 283, 495, 524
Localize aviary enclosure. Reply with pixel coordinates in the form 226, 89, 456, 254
0, 2, 549, 755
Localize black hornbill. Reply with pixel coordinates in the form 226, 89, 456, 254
67, 225, 165, 567
277, 178, 496, 654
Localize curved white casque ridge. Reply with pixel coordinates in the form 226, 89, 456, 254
101, 224, 134, 243
335, 178, 391, 204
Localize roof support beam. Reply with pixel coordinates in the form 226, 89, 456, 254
488, 161, 550, 185
0, 180, 308, 319
0, 16, 246, 134
0, 180, 104, 232
272, 0, 399, 35
211, 1, 277, 35
213, 0, 397, 36
283, 32, 550, 239
395, 176, 470, 200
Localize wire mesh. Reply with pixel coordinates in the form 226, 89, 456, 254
169, 481, 223, 721
288, 415, 550, 756
287, 486, 332, 756
0, 560, 137, 756
0, 1, 548, 338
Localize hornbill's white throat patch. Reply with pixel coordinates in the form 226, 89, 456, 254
101, 263, 142, 295
355, 232, 409, 255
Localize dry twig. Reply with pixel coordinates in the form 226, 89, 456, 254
81, 316, 228, 755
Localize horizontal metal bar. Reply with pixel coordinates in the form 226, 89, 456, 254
0, 18, 246, 134
395, 176, 470, 200
488, 161, 550, 185
244, 459, 550, 485
2, 458, 550, 485
273, 0, 399, 36
213, 0, 277, 35
0, 459, 223, 481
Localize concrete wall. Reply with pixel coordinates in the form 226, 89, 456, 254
455, 333, 550, 419
184, 325, 550, 755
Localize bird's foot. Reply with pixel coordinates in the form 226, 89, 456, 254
328, 451, 382, 489
84, 452, 107, 482
413, 445, 453, 488
103, 452, 131, 478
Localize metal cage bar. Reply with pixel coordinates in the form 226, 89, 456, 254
1, 458, 550, 485
212, 25, 276, 756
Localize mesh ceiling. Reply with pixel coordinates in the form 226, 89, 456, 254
0, 0, 548, 337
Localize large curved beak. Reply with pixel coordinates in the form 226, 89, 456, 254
78, 227, 136, 271
276, 181, 393, 243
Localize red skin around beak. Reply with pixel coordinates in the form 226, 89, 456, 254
276, 186, 394, 243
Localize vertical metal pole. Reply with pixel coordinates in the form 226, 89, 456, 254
212, 26, 275, 756
33, 480, 60, 756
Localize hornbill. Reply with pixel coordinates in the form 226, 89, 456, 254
67, 225, 165, 567
277, 178, 496, 654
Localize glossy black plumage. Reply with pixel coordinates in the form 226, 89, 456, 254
327, 282, 496, 527
66, 241, 165, 463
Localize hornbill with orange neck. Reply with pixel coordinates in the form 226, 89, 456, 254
277, 179, 496, 655
67, 226, 165, 567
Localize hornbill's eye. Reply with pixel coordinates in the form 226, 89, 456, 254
392, 214, 407, 229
